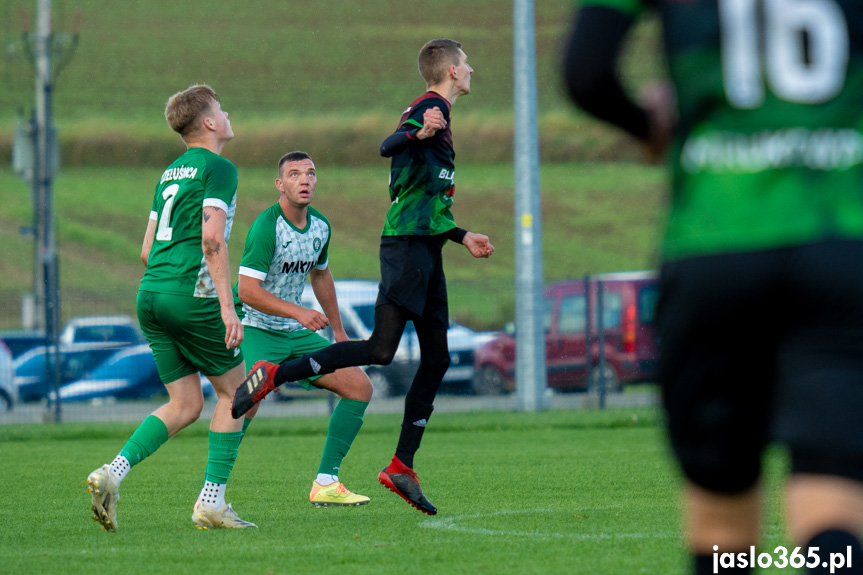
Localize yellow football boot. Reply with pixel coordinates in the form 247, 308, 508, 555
309, 481, 370, 507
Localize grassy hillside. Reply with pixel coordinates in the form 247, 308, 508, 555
0, 162, 668, 329
0, 1, 665, 165
0, 1, 670, 329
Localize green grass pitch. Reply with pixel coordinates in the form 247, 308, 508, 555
0, 408, 796, 574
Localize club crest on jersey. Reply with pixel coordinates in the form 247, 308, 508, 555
313, 238, 322, 251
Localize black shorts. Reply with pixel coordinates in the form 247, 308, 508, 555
659, 240, 863, 492
377, 234, 449, 329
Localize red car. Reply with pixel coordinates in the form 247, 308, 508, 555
472, 271, 659, 395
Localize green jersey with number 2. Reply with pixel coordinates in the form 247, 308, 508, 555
139, 147, 238, 297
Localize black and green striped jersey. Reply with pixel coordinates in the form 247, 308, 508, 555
572, 0, 863, 260
140, 147, 238, 297
380, 91, 458, 237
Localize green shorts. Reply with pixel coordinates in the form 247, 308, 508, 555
137, 290, 244, 383
241, 325, 330, 391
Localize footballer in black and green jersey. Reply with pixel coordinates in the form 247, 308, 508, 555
231, 41, 494, 517
381, 91, 457, 237
565, 1, 863, 571
568, 0, 863, 261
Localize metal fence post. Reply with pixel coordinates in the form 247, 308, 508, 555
597, 280, 606, 409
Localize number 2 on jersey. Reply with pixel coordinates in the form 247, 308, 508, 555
720, 0, 849, 108
156, 183, 179, 242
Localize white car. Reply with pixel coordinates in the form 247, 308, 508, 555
300, 280, 494, 397
59, 315, 145, 346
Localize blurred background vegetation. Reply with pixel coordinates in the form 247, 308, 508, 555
0, 0, 668, 329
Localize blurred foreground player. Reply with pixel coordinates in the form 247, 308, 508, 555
232, 39, 494, 515
565, 1, 863, 574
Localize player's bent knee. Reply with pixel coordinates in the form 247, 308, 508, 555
367, 346, 397, 366
165, 400, 203, 427
343, 369, 373, 401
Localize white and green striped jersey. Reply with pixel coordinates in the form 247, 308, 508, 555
140, 147, 238, 298
238, 203, 331, 332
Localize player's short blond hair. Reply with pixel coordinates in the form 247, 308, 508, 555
418, 39, 463, 86
164, 85, 219, 137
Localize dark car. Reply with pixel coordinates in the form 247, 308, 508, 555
0, 330, 47, 360
472, 271, 659, 395
13, 342, 129, 402
57, 344, 164, 402
56, 345, 218, 403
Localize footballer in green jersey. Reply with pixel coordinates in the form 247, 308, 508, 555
140, 147, 238, 298
232, 40, 494, 517
88, 85, 254, 533
236, 151, 372, 507
565, 1, 863, 572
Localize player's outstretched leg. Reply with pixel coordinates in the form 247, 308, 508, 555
192, 498, 257, 529
378, 456, 437, 515
309, 481, 370, 507
87, 464, 120, 532
232, 360, 279, 418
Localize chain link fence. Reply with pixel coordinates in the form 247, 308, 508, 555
0, 277, 660, 425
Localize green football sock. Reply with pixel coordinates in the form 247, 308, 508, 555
205, 430, 244, 484
119, 415, 169, 467
317, 398, 369, 476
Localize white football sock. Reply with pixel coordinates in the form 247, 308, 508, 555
315, 473, 338, 486
198, 481, 226, 509
109, 455, 130, 485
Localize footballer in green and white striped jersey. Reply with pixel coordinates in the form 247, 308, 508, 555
238, 203, 331, 332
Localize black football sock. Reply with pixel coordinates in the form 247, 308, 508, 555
273, 302, 408, 387
394, 326, 448, 469
273, 340, 370, 385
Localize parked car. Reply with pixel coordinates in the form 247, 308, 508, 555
12, 315, 148, 402
298, 280, 494, 397
49, 344, 214, 403
56, 344, 163, 402
13, 342, 128, 402
0, 340, 17, 412
0, 330, 47, 360
472, 271, 659, 395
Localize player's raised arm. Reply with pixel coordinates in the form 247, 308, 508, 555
380, 106, 447, 157
562, 7, 652, 145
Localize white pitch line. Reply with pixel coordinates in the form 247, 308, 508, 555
418, 507, 679, 541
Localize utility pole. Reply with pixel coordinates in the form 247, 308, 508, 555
513, 0, 548, 411
17, 0, 79, 422
35, 0, 61, 421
